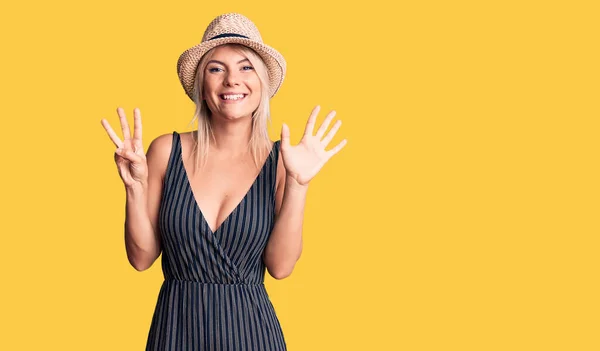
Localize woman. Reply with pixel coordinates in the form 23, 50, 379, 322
101, 13, 346, 350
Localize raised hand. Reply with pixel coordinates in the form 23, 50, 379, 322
101, 107, 148, 189
280, 105, 347, 188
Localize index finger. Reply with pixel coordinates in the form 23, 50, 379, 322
303, 105, 321, 137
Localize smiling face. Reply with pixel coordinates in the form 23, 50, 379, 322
202, 45, 262, 121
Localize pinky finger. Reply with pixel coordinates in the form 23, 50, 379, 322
327, 139, 348, 158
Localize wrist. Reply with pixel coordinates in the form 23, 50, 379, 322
285, 175, 309, 192
125, 182, 147, 197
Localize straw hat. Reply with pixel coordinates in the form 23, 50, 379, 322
176, 13, 287, 101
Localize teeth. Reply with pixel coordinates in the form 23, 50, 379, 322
222, 94, 245, 100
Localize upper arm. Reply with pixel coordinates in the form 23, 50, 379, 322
145, 133, 173, 256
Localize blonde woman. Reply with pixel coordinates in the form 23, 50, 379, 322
101, 13, 346, 350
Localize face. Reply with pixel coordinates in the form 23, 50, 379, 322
202, 45, 262, 121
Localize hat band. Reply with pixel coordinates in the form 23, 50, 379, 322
208, 33, 250, 40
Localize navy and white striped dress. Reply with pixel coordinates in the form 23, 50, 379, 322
145, 131, 286, 350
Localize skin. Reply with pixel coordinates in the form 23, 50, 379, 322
100, 44, 347, 278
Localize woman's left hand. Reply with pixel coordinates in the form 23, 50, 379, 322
280, 105, 347, 188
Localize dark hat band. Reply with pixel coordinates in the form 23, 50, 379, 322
208, 33, 250, 40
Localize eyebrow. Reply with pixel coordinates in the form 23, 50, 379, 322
207, 58, 250, 65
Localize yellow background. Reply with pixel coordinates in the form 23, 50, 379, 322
1, 0, 598, 350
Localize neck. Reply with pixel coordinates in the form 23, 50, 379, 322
208, 115, 254, 157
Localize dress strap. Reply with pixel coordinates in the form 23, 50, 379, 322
269, 140, 281, 202
161, 131, 181, 195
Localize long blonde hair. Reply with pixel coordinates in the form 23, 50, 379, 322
186, 43, 274, 174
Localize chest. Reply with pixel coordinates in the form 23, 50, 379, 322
181, 151, 271, 234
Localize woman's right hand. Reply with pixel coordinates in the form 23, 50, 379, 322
101, 107, 148, 189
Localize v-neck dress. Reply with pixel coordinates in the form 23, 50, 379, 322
145, 131, 286, 351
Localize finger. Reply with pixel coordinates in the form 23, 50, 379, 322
115, 147, 141, 163
303, 105, 320, 137
281, 123, 291, 149
326, 139, 348, 158
101, 119, 124, 148
321, 119, 342, 147
115, 156, 129, 177
316, 110, 336, 139
117, 107, 132, 141
133, 108, 143, 147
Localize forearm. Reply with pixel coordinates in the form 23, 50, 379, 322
124, 184, 160, 271
263, 176, 307, 279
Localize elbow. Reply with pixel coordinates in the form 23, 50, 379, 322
128, 254, 155, 272
132, 262, 151, 272
126, 243, 161, 272
271, 268, 293, 280
130, 258, 150, 272
268, 257, 301, 280
264, 246, 302, 280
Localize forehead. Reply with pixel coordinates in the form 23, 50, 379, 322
210, 45, 248, 61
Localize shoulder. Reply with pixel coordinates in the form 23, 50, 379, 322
147, 132, 175, 157
146, 132, 176, 179
178, 130, 195, 142
177, 131, 196, 157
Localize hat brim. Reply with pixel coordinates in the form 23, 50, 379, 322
177, 37, 286, 101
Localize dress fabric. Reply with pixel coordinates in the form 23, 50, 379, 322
145, 131, 286, 351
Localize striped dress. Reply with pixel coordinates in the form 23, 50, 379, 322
145, 131, 287, 350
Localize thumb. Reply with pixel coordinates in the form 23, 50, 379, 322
281, 123, 291, 149
116, 147, 140, 163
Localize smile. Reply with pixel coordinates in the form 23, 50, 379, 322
220, 94, 247, 102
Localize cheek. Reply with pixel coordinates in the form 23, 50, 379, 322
251, 82, 263, 97
203, 76, 220, 91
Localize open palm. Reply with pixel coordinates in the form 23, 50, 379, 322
280, 105, 347, 187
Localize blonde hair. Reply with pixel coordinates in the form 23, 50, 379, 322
186, 43, 274, 174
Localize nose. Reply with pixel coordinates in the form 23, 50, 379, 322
224, 71, 240, 87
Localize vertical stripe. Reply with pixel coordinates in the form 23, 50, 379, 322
145, 132, 287, 350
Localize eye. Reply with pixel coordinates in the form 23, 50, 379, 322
208, 67, 222, 73
242, 66, 254, 71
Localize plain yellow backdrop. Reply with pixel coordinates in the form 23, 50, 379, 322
1, 0, 598, 350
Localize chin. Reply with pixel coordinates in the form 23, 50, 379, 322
222, 111, 254, 120
224, 106, 259, 119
